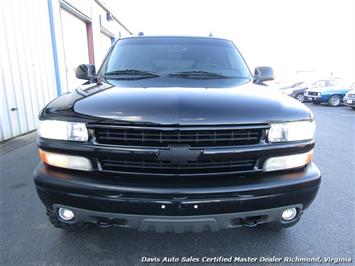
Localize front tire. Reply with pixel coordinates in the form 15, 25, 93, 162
47, 209, 90, 231
295, 93, 305, 103
328, 95, 342, 107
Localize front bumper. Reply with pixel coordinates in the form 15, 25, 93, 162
343, 98, 355, 107
34, 162, 321, 232
305, 94, 321, 101
52, 204, 303, 233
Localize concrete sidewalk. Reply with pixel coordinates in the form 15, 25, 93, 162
1, 131, 37, 154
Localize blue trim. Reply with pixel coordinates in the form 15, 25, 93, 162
48, 0, 62, 96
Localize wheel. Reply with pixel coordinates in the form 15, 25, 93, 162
295, 93, 305, 103
328, 95, 342, 107
47, 209, 90, 231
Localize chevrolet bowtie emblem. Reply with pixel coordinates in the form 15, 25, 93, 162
157, 145, 203, 165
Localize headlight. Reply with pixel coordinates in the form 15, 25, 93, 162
268, 120, 315, 142
38, 120, 88, 141
39, 149, 92, 171
263, 150, 313, 172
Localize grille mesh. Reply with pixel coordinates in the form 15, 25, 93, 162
91, 125, 266, 175
94, 127, 263, 147
307, 91, 319, 96
100, 157, 257, 175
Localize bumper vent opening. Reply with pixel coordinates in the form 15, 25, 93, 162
99, 157, 257, 175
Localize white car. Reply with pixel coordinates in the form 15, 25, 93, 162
343, 89, 355, 110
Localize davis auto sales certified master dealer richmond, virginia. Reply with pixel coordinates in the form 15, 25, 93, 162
140, 256, 352, 264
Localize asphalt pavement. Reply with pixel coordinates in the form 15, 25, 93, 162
0, 104, 354, 266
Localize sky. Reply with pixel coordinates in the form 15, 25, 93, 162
104, 0, 355, 83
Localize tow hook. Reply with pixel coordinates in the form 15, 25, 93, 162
241, 217, 260, 228
97, 221, 112, 228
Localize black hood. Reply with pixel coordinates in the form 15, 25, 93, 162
66, 81, 312, 126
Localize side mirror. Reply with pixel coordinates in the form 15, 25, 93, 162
254, 66, 274, 85
75, 64, 96, 80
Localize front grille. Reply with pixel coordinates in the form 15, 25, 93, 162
92, 126, 265, 147
100, 157, 257, 175
90, 125, 266, 176
307, 91, 319, 96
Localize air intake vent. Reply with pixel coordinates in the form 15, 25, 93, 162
100, 157, 257, 176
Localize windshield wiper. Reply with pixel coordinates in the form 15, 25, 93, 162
168, 70, 233, 79
103, 69, 159, 79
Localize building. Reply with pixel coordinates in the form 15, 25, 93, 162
0, 0, 132, 141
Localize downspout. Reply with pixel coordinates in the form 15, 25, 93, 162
47, 0, 62, 96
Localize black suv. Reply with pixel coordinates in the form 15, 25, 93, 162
34, 36, 320, 233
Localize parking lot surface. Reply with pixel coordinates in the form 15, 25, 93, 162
0, 104, 354, 266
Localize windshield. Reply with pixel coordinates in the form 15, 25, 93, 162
99, 37, 251, 80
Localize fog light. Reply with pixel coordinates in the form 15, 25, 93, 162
281, 208, 297, 221
39, 149, 92, 171
263, 151, 313, 172
58, 208, 74, 221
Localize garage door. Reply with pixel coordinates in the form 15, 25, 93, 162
60, 8, 89, 91
0, 0, 57, 141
